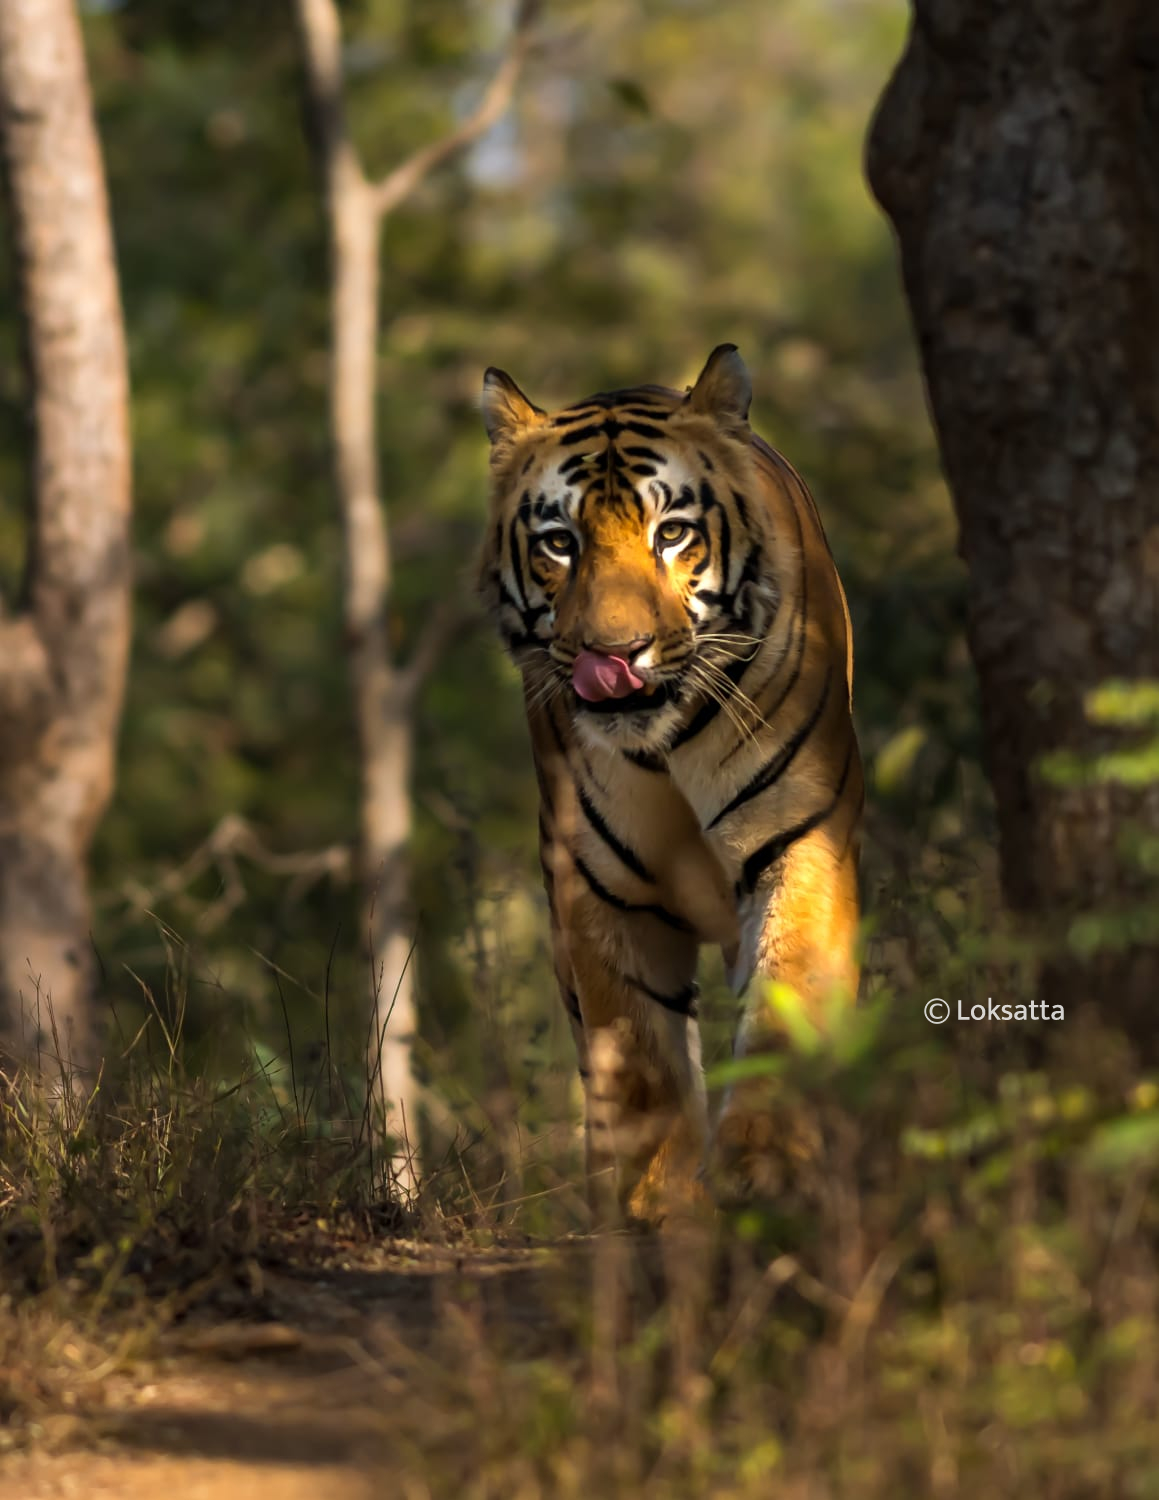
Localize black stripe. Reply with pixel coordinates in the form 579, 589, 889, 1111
562, 987, 583, 1022
545, 701, 570, 763
707, 667, 832, 830
497, 578, 523, 614
628, 975, 700, 1018
720, 510, 807, 767
734, 544, 761, 593
623, 749, 665, 772
573, 855, 692, 932
572, 737, 610, 797
619, 420, 669, 441
717, 502, 732, 596
538, 809, 556, 891
618, 404, 672, 420
577, 782, 653, 883
624, 445, 663, 462
668, 648, 754, 750
507, 515, 528, 606
759, 601, 806, 720
618, 485, 645, 520
736, 738, 855, 897
731, 488, 751, 530
521, 602, 550, 629
557, 423, 605, 447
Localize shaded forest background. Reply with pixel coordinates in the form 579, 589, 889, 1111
0, 0, 983, 1184
9, 5, 1159, 1493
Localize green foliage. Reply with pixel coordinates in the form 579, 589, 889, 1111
1041, 680, 1159, 790
0, 0, 968, 1148
1035, 679, 1159, 960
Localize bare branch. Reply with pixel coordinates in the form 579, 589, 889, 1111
371, 0, 540, 220
401, 601, 479, 704
116, 814, 351, 932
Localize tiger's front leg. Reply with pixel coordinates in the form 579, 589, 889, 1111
712, 824, 861, 1201
564, 890, 709, 1227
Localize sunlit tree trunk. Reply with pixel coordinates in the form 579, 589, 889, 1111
868, 2, 1159, 1035
0, 0, 132, 1078
293, 0, 538, 1191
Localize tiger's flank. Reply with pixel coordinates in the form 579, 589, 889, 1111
478, 345, 864, 1222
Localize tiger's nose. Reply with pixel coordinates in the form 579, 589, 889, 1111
582, 634, 654, 662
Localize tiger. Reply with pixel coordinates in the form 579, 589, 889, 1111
478, 344, 863, 1223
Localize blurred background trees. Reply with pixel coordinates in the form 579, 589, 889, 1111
0, 0, 978, 1182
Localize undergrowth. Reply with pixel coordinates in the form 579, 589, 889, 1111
3, 908, 1159, 1496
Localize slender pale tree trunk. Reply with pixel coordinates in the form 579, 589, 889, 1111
867, 2, 1159, 1037
0, 0, 132, 1078
292, 0, 537, 1191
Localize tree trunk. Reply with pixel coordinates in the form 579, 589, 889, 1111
293, 0, 420, 1192
0, 0, 132, 1077
293, 0, 536, 1193
329, 164, 421, 1189
867, 2, 1159, 1033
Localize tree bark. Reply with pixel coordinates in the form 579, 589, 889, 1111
867, 2, 1159, 1032
292, 0, 537, 1193
0, 0, 132, 1076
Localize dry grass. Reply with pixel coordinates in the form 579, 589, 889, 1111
3, 917, 1159, 1497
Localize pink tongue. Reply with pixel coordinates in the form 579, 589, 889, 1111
573, 650, 645, 702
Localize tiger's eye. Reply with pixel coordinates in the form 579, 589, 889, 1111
656, 521, 690, 547
540, 530, 575, 557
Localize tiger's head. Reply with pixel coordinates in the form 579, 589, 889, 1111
478, 345, 778, 752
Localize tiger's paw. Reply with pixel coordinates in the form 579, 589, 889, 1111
709, 1084, 822, 1208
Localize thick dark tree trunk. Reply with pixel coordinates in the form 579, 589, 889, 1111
867, 3, 1159, 1033
0, 0, 132, 1074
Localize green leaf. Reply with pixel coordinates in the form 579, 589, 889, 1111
873, 724, 927, 795
704, 1051, 787, 1090
1083, 1113, 1159, 1173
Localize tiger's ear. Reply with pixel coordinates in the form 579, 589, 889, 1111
481, 367, 546, 448
685, 344, 752, 430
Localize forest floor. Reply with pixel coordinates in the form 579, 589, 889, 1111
6, 998, 1159, 1498
2, 1227, 593, 1499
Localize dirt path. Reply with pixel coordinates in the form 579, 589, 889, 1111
2, 1238, 591, 1499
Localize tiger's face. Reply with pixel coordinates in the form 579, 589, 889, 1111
479, 347, 777, 752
